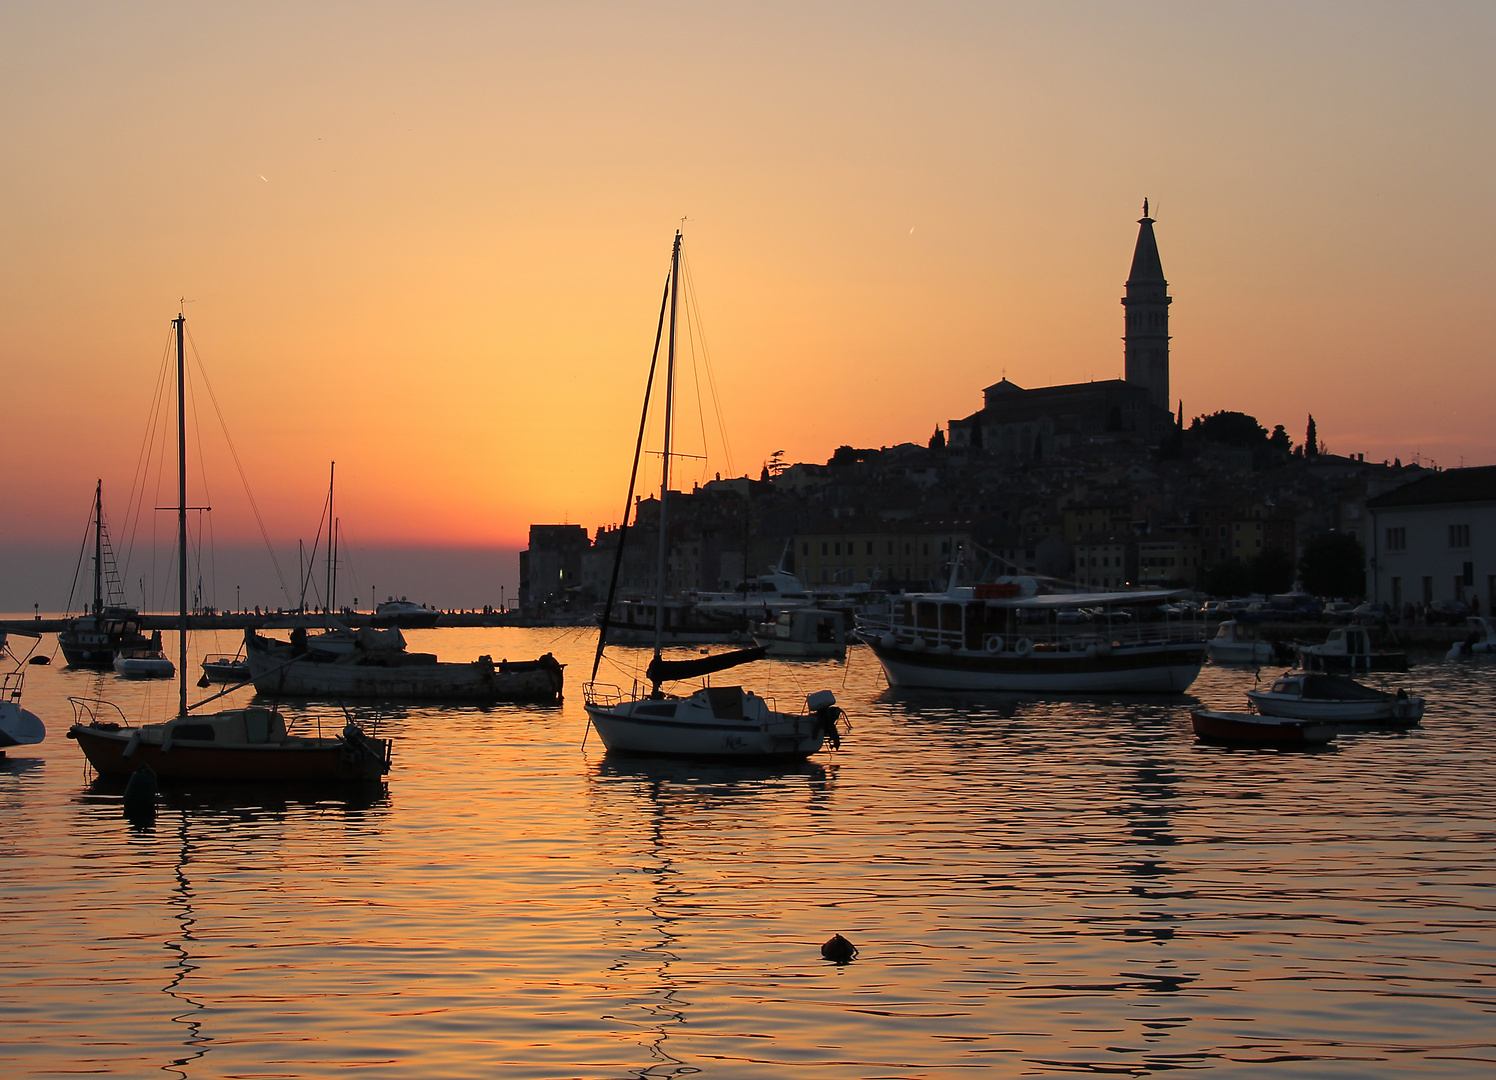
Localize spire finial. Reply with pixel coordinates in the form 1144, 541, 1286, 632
1143, 197, 1149, 219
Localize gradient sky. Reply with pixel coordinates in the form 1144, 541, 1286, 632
4, 2, 1493, 595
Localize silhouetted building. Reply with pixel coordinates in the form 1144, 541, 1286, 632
948, 204, 1175, 457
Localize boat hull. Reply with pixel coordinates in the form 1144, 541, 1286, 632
0, 703, 46, 748
864, 639, 1206, 693
1207, 642, 1274, 664
582, 685, 831, 761
1191, 710, 1336, 746
113, 657, 175, 679
1245, 690, 1424, 724
67, 724, 389, 782
246, 636, 563, 702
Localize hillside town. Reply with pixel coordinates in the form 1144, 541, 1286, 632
521, 207, 1493, 624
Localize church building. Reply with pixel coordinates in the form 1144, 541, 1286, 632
947, 204, 1176, 459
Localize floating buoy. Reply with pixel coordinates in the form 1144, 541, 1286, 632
122, 764, 158, 816
821, 934, 857, 964
197, 673, 211, 687
28, 655, 51, 666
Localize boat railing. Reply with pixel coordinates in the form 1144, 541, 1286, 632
583, 682, 622, 707
3, 670, 24, 703
68, 696, 131, 728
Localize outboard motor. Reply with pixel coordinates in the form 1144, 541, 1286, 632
807, 690, 845, 750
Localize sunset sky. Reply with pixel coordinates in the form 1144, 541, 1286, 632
3, 2, 1493, 608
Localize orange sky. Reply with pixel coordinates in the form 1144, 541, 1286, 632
4, 2, 1494, 557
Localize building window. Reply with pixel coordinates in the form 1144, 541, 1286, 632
802, 543, 809, 556
1385, 527, 1405, 550
866, 541, 874, 556
1450, 524, 1470, 549
1423, 576, 1434, 604
1464, 561, 1475, 587
821, 542, 828, 556
1391, 577, 1401, 608
834, 542, 841, 556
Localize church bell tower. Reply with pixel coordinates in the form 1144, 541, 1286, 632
1122, 200, 1171, 412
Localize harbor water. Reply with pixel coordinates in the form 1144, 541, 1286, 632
3, 625, 1494, 1078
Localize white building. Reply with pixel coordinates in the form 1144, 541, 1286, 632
1366, 466, 1496, 613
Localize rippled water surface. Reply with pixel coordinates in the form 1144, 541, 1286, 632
3, 626, 1494, 1078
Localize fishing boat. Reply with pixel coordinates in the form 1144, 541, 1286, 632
1, 629, 46, 754
243, 623, 563, 702
582, 232, 846, 760
753, 607, 848, 659
1190, 709, 1337, 746
1245, 671, 1425, 725
856, 563, 1207, 693
67, 312, 392, 783
112, 631, 175, 679
57, 481, 155, 668
1297, 625, 1408, 673
1206, 619, 1275, 664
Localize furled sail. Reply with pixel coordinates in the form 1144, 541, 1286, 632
647, 646, 766, 684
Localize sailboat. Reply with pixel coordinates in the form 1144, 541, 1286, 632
67, 313, 392, 783
582, 232, 846, 761
57, 481, 155, 668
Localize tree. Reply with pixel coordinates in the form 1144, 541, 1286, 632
1196, 410, 1269, 449
1203, 557, 1253, 598
1269, 424, 1292, 454
1298, 532, 1365, 599
929, 426, 946, 451
1248, 547, 1295, 594
1305, 415, 1319, 459
765, 449, 788, 477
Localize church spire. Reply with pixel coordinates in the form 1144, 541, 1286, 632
1122, 201, 1171, 412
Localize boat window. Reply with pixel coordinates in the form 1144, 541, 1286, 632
915, 602, 938, 630
633, 703, 678, 717
171, 724, 216, 742
941, 604, 962, 632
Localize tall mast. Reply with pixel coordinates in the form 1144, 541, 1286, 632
92, 479, 104, 614
652, 231, 682, 666
175, 312, 188, 719
325, 461, 336, 613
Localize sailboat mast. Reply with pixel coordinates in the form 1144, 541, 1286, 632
326, 461, 335, 614
175, 313, 189, 719
93, 479, 104, 615
652, 231, 682, 664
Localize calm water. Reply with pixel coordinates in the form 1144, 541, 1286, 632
3, 625, 1493, 1079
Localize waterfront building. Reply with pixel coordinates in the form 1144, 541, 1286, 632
1366, 465, 1496, 612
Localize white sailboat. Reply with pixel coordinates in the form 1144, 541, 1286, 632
582, 232, 846, 760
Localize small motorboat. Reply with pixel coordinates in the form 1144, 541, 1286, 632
1447, 616, 1496, 660
752, 608, 847, 659
1191, 709, 1336, 746
113, 633, 175, 679
1246, 671, 1424, 725
1206, 619, 1274, 664
200, 652, 251, 683
1298, 625, 1408, 673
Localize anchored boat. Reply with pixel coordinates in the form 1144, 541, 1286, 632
582, 232, 846, 760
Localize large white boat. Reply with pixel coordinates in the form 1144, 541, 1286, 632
1297, 625, 1408, 673
372, 598, 442, 628
582, 232, 846, 760
857, 565, 1206, 693
753, 608, 847, 659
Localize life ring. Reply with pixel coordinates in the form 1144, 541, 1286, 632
729, 630, 743, 642
1014, 637, 1033, 657
985, 635, 1003, 654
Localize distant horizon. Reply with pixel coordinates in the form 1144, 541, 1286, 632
0, 542, 522, 616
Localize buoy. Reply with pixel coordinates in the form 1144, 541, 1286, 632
28, 655, 51, 666
197, 673, 211, 688
122, 765, 158, 816
821, 934, 857, 964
